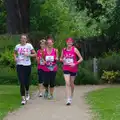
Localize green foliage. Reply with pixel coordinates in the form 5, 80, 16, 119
98, 54, 120, 76
106, 0, 120, 48
101, 70, 120, 83
75, 67, 99, 85
74, 0, 116, 34
0, 49, 15, 68
0, 35, 19, 51
102, 50, 118, 58
30, 0, 101, 41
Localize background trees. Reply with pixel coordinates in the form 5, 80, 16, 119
4, 0, 29, 34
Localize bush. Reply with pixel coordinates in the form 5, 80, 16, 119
81, 53, 120, 82
101, 70, 120, 83
75, 67, 99, 85
98, 54, 120, 76
0, 49, 15, 68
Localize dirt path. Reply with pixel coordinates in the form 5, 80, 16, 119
4, 85, 107, 120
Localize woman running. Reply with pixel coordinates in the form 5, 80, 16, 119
14, 34, 36, 105
60, 38, 83, 105
36, 39, 46, 97
43, 38, 58, 99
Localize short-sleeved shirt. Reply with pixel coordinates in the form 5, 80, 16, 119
14, 43, 34, 66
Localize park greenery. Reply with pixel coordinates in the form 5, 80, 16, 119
0, 0, 120, 85
0, 1, 120, 120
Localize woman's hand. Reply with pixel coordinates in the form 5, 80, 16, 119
69, 63, 76, 67
24, 53, 30, 57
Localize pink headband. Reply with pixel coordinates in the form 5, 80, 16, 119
66, 38, 74, 43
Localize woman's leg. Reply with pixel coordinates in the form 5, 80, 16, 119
63, 71, 71, 105
49, 71, 56, 99
70, 75, 76, 98
43, 72, 49, 98
24, 66, 31, 100
17, 65, 26, 104
38, 69, 44, 97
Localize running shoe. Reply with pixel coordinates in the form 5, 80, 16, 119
48, 94, 53, 100
66, 98, 72, 106
21, 99, 26, 105
44, 90, 48, 99
26, 94, 30, 101
39, 92, 43, 97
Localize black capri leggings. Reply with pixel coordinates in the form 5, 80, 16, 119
43, 71, 56, 88
38, 69, 44, 84
16, 65, 31, 96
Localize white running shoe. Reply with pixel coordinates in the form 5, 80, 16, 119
39, 92, 43, 97
21, 99, 26, 105
26, 94, 30, 101
66, 98, 72, 106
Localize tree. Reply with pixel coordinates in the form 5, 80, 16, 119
0, 0, 6, 34
5, 0, 30, 34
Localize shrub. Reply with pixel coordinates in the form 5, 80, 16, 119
101, 70, 120, 83
98, 54, 120, 76
0, 49, 15, 68
102, 50, 119, 58
75, 67, 99, 85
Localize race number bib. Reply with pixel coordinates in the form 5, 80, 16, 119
45, 56, 54, 62
40, 59, 44, 65
64, 58, 73, 65
18, 55, 24, 61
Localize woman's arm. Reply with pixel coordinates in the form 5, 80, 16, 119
56, 49, 59, 61
75, 47, 83, 65
13, 51, 17, 62
60, 50, 64, 62
30, 49, 36, 57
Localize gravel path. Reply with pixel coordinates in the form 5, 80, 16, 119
4, 85, 107, 120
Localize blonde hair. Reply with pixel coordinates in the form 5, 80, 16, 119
39, 39, 46, 45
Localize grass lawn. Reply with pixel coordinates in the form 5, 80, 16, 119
0, 85, 36, 120
87, 86, 120, 120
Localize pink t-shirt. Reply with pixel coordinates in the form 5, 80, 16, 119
62, 46, 78, 72
44, 48, 58, 72
37, 49, 46, 71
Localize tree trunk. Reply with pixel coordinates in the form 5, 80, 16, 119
5, 0, 29, 34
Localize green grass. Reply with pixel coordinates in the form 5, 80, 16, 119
0, 85, 36, 120
87, 87, 120, 120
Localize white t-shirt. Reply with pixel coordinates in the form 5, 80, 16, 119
14, 43, 34, 66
